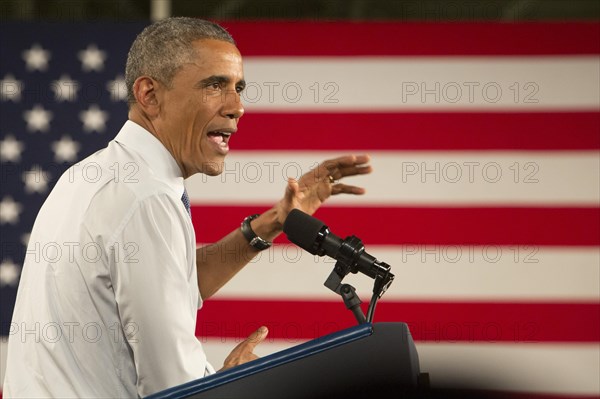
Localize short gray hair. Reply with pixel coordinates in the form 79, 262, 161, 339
125, 17, 235, 105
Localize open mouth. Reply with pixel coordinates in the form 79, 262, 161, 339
207, 131, 232, 144
207, 130, 233, 154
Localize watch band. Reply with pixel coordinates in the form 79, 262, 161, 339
241, 214, 272, 251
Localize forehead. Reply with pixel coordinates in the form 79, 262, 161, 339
187, 39, 243, 71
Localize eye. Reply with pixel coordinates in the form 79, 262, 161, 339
209, 82, 221, 90
236, 85, 245, 94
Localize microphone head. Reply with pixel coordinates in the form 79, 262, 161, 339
283, 209, 327, 255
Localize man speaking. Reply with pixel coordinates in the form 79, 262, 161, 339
2, 17, 372, 398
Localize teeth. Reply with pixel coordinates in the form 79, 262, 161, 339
210, 131, 231, 137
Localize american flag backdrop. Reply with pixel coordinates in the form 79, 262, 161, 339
1, 21, 599, 398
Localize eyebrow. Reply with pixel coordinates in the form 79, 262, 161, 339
195, 75, 246, 89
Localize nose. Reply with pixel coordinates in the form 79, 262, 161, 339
222, 90, 244, 120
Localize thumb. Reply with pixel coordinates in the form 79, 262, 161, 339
284, 177, 300, 201
244, 326, 268, 351
220, 326, 269, 371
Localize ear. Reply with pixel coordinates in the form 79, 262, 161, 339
132, 76, 160, 117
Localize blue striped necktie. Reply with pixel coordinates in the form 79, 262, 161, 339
181, 189, 191, 218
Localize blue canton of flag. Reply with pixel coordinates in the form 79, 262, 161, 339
0, 22, 146, 336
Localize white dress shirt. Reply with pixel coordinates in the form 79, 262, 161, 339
3, 121, 214, 398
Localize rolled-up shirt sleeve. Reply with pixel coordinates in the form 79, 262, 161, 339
106, 193, 207, 397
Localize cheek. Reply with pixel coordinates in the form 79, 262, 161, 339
186, 118, 210, 159
192, 111, 216, 142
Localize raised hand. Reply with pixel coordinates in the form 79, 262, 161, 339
275, 154, 372, 226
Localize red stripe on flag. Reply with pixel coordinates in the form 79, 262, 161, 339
197, 299, 600, 343
220, 22, 600, 56
234, 112, 600, 151
191, 206, 600, 246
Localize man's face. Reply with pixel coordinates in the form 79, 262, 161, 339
156, 39, 245, 178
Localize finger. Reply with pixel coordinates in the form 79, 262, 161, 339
321, 155, 372, 181
243, 326, 269, 351
326, 154, 371, 168
334, 164, 373, 179
331, 184, 367, 195
323, 154, 371, 170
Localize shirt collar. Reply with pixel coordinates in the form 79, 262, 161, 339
114, 120, 185, 195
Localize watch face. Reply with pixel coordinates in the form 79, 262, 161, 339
243, 214, 271, 250
250, 236, 271, 249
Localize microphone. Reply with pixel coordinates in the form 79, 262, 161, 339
284, 209, 394, 323
283, 209, 392, 283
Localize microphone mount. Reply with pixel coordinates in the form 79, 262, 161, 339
322, 234, 395, 325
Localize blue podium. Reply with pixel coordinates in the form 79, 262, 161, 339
147, 322, 422, 399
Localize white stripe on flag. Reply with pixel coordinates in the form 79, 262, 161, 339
213, 246, 599, 301
187, 151, 600, 206
241, 56, 600, 111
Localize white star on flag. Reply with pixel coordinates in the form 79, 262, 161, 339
0, 260, 20, 287
106, 75, 128, 101
0, 74, 24, 102
21, 232, 31, 248
52, 135, 80, 162
51, 74, 80, 102
0, 196, 23, 225
22, 43, 51, 72
78, 44, 107, 72
23, 104, 53, 132
0, 134, 25, 163
22, 165, 51, 194
80, 104, 108, 133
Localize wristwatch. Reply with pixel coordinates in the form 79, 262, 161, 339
241, 214, 272, 251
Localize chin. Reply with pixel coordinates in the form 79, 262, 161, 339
199, 160, 225, 176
